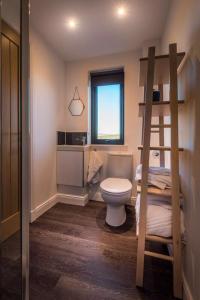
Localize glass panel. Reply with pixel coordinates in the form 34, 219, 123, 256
97, 84, 121, 140
1, 1, 22, 299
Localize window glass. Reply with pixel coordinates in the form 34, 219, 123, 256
91, 70, 124, 144
97, 84, 120, 140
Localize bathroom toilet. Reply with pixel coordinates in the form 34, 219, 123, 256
100, 152, 133, 227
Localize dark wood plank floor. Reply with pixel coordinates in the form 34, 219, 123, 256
1, 232, 22, 300
30, 201, 175, 300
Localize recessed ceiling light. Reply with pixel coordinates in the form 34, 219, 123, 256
67, 18, 78, 30
117, 6, 126, 17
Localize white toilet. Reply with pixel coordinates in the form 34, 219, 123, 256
100, 152, 133, 227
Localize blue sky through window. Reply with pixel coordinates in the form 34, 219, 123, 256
97, 84, 120, 139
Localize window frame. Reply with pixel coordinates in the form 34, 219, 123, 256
91, 69, 124, 145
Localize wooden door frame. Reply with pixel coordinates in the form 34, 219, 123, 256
21, 1, 30, 299
0, 1, 2, 250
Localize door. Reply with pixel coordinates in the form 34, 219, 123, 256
1, 1, 30, 299
1, 21, 20, 242
0, 18, 22, 299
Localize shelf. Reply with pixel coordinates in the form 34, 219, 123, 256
139, 52, 185, 86
137, 184, 182, 198
139, 100, 185, 117
137, 184, 172, 197
138, 146, 184, 151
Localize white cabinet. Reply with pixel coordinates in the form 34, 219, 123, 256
56, 145, 90, 187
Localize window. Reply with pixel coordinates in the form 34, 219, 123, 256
91, 69, 124, 144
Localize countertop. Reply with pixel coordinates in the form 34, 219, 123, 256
57, 145, 91, 152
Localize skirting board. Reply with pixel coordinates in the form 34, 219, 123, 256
183, 272, 194, 300
30, 193, 89, 223
30, 194, 57, 223
57, 193, 89, 207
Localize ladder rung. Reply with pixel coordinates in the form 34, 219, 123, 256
151, 124, 171, 128
146, 235, 173, 244
151, 130, 160, 133
138, 146, 184, 151
144, 250, 174, 262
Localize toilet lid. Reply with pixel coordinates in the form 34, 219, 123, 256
100, 178, 132, 194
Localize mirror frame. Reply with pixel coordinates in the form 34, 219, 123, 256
68, 98, 85, 116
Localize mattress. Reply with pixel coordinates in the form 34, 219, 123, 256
135, 194, 185, 238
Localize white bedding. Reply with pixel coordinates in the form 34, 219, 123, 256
135, 194, 185, 238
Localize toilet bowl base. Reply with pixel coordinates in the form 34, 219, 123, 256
106, 204, 126, 227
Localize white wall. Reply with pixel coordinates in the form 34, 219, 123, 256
64, 50, 148, 192
161, 1, 200, 299
162, 0, 200, 53
30, 28, 66, 211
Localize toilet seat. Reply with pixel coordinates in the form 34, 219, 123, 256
100, 178, 132, 195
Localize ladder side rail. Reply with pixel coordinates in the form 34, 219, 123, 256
169, 43, 182, 299
158, 83, 165, 167
140, 85, 146, 163
136, 46, 155, 286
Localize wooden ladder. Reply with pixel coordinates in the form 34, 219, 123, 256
136, 44, 185, 299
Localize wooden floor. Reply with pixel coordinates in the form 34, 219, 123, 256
30, 201, 176, 300
1, 232, 22, 300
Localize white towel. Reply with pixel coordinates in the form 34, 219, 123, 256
135, 164, 172, 190
87, 151, 103, 184
148, 166, 171, 176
